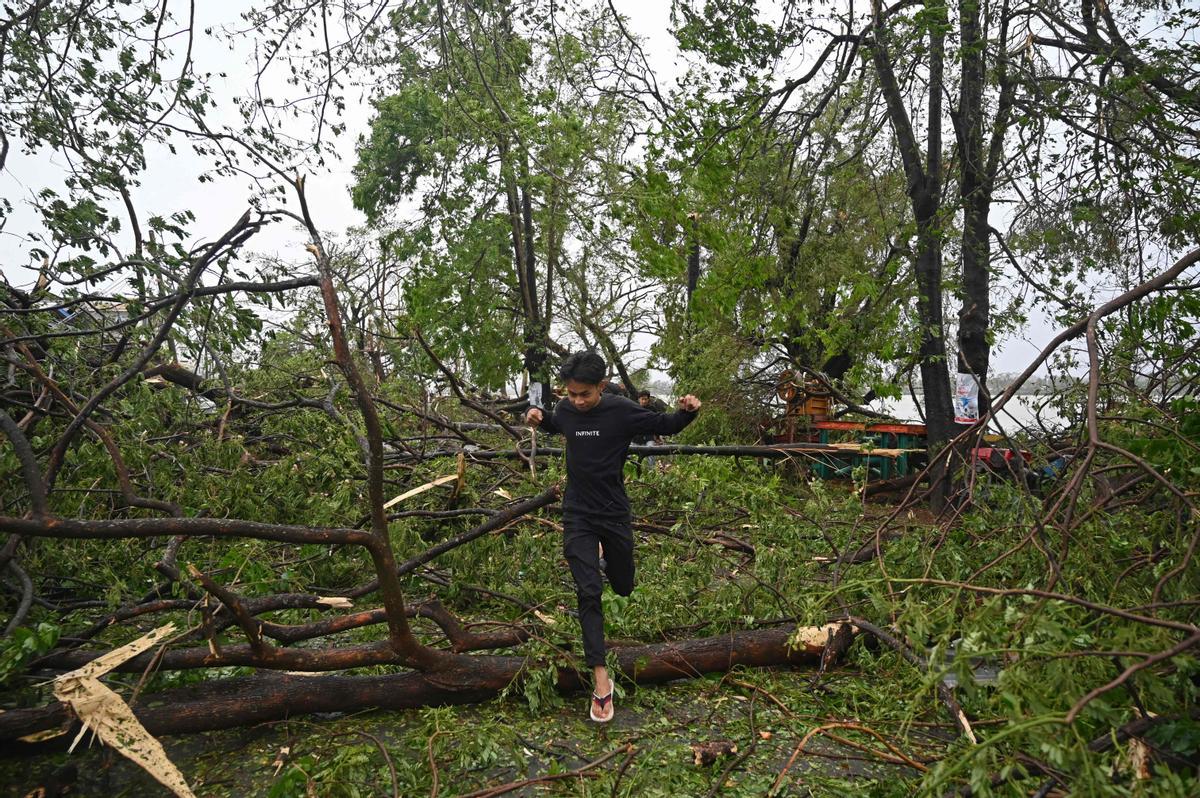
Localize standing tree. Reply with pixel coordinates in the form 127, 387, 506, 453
351, 1, 648, 395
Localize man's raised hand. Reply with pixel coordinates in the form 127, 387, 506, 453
677, 395, 702, 412
525, 407, 544, 426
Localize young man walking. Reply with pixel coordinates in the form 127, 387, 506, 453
525, 352, 701, 722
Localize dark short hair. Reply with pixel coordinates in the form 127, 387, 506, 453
639, 390, 651, 399
558, 351, 606, 384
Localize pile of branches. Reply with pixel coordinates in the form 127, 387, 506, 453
1, 179, 1197, 793
0, 180, 848, 752
815, 248, 1200, 791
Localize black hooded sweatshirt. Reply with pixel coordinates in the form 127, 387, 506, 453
536, 393, 697, 518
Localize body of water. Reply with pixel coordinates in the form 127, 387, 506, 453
869, 394, 1069, 433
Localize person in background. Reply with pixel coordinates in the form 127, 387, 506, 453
525, 352, 701, 722
633, 390, 669, 450
638, 390, 668, 414
603, 381, 628, 398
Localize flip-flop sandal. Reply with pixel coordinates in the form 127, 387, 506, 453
589, 690, 614, 723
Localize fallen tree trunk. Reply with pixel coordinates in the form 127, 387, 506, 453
0, 623, 852, 746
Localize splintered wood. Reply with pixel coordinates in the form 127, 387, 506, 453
383, 473, 460, 509
53, 623, 196, 798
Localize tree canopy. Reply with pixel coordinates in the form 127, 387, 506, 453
1, 1, 1199, 795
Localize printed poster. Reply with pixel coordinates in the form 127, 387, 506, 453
955, 372, 980, 424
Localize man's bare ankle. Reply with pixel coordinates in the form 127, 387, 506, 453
593, 666, 611, 696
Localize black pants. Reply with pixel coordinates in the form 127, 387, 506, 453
562, 512, 635, 668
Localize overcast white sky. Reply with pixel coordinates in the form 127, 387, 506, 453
0, 2, 675, 280
0, 0, 1058, 375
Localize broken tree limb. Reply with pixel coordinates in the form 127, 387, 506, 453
0, 490, 556, 667
413, 328, 526, 442
252, 598, 528, 652
38, 639, 403, 673
38, 599, 532, 672
4, 560, 34, 636
346, 486, 561, 599
848, 617, 977, 743
459, 743, 634, 798
388, 442, 901, 462
376, 398, 482, 448
946, 708, 1200, 797
0, 514, 374, 546
0, 623, 854, 744
830, 530, 907, 567
291, 178, 435, 668
861, 474, 923, 497
56, 592, 363, 653
187, 564, 269, 655
771, 721, 927, 795
0, 409, 47, 518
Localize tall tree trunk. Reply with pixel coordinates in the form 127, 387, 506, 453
686, 213, 702, 302
957, 0, 991, 415
956, 0, 1016, 418
500, 139, 549, 403
519, 152, 550, 400
867, 0, 955, 504
919, 0, 956, 508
